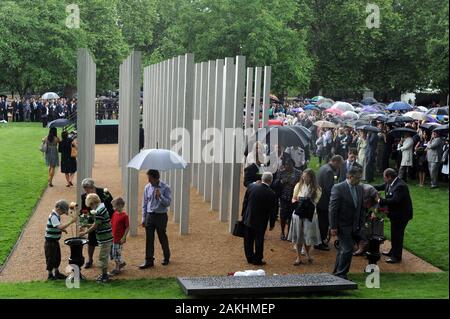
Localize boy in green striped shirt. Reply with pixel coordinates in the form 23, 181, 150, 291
79, 193, 113, 283
45, 200, 78, 281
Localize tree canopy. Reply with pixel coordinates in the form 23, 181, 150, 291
0, 0, 447, 99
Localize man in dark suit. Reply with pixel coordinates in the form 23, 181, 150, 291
316, 155, 344, 250
374, 168, 413, 263
80, 178, 114, 269
339, 149, 362, 182
329, 166, 365, 279
365, 131, 378, 183
241, 172, 278, 265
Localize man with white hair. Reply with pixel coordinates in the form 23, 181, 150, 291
241, 172, 278, 265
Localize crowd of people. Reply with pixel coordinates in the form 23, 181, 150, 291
241, 97, 448, 279
41, 96, 448, 282
0, 97, 77, 126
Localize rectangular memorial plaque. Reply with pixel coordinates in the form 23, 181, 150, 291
177, 273, 357, 296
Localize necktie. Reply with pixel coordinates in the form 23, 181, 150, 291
350, 185, 358, 208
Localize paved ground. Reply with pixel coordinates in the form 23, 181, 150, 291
0, 144, 441, 282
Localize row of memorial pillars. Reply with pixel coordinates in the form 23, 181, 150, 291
118, 51, 141, 237
142, 53, 271, 235
143, 54, 194, 235
76, 48, 96, 214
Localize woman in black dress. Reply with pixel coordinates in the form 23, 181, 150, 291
58, 131, 77, 187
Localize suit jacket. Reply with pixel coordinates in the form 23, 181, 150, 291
81, 187, 114, 218
339, 160, 362, 182
317, 163, 339, 210
374, 178, 413, 222
328, 181, 365, 234
426, 137, 443, 163
241, 182, 278, 230
399, 137, 414, 166
365, 132, 378, 160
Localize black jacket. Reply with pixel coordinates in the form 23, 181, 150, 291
81, 187, 114, 219
374, 178, 413, 222
329, 181, 365, 234
317, 163, 340, 211
241, 182, 278, 230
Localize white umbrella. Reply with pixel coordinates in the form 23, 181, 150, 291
313, 120, 337, 128
331, 101, 355, 112
127, 149, 188, 171
405, 111, 428, 121
415, 106, 428, 113
41, 92, 60, 100
342, 111, 359, 120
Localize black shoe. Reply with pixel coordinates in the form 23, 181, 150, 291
47, 274, 56, 281
54, 271, 67, 280
314, 243, 330, 251
161, 260, 170, 266
386, 257, 401, 264
139, 262, 154, 269
96, 274, 110, 283
252, 261, 267, 266
382, 251, 392, 257
84, 261, 93, 269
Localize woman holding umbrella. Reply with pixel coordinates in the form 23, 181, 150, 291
42, 127, 60, 187
357, 130, 367, 181
415, 130, 429, 187
58, 131, 77, 187
397, 132, 415, 183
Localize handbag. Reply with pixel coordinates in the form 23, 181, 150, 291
232, 220, 246, 238
71, 142, 77, 158
39, 140, 47, 153
294, 197, 315, 221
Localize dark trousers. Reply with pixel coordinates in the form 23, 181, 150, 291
145, 213, 170, 262
316, 206, 329, 242
365, 156, 376, 182
333, 231, 354, 278
389, 219, 409, 260
44, 239, 61, 271
243, 226, 266, 263
399, 166, 410, 182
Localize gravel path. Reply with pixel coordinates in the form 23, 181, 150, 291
0, 145, 441, 282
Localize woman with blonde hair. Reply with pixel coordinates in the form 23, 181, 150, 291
357, 130, 367, 180
288, 169, 322, 265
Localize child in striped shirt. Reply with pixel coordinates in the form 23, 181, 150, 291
79, 193, 113, 283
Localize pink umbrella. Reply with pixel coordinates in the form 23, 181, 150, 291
259, 119, 284, 128
325, 108, 344, 116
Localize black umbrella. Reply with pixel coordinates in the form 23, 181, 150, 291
419, 123, 440, 131
433, 124, 449, 135
47, 119, 70, 128
346, 120, 370, 128
293, 124, 312, 139
252, 125, 310, 148
389, 127, 417, 137
356, 125, 381, 133
351, 102, 365, 108
361, 97, 378, 105
386, 115, 415, 124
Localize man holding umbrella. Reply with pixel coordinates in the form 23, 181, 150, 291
426, 131, 443, 189
140, 169, 172, 268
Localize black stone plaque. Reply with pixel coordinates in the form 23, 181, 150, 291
177, 273, 357, 296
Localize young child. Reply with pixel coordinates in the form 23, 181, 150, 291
110, 197, 129, 275
45, 200, 77, 280
79, 193, 113, 283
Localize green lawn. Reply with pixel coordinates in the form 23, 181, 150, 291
0, 273, 447, 299
0, 126, 447, 299
0, 123, 49, 266
310, 156, 449, 271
